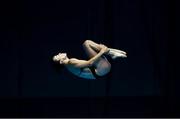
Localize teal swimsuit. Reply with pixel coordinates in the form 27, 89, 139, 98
79, 55, 112, 80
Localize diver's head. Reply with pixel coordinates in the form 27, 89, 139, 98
53, 53, 69, 64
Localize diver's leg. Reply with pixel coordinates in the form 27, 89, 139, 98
83, 40, 127, 59
83, 40, 102, 53
83, 40, 111, 76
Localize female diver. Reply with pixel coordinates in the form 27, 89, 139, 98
53, 40, 127, 80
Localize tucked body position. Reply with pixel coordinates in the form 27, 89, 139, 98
53, 40, 127, 80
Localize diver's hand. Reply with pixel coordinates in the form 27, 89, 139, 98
99, 44, 109, 54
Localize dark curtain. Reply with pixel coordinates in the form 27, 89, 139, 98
0, 0, 178, 117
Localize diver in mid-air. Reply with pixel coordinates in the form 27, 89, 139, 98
53, 40, 127, 79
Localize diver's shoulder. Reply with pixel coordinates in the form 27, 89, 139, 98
68, 58, 79, 64
69, 58, 79, 62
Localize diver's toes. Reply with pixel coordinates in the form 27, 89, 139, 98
121, 54, 127, 58
122, 51, 126, 54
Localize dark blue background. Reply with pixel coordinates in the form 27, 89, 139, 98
0, 0, 178, 117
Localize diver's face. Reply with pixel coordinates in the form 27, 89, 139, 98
53, 53, 68, 64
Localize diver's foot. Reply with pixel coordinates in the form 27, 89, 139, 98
108, 48, 127, 59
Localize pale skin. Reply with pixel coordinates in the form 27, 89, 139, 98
53, 40, 127, 79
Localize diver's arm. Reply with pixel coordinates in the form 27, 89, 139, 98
68, 59, 92, 68
87, 44, 109, 65
87, 50, 105, 65
69, 45, 108, 68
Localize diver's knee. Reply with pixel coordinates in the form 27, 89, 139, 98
83, 40, 91, 46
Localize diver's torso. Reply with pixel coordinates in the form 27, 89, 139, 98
65, 65, 95, 79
